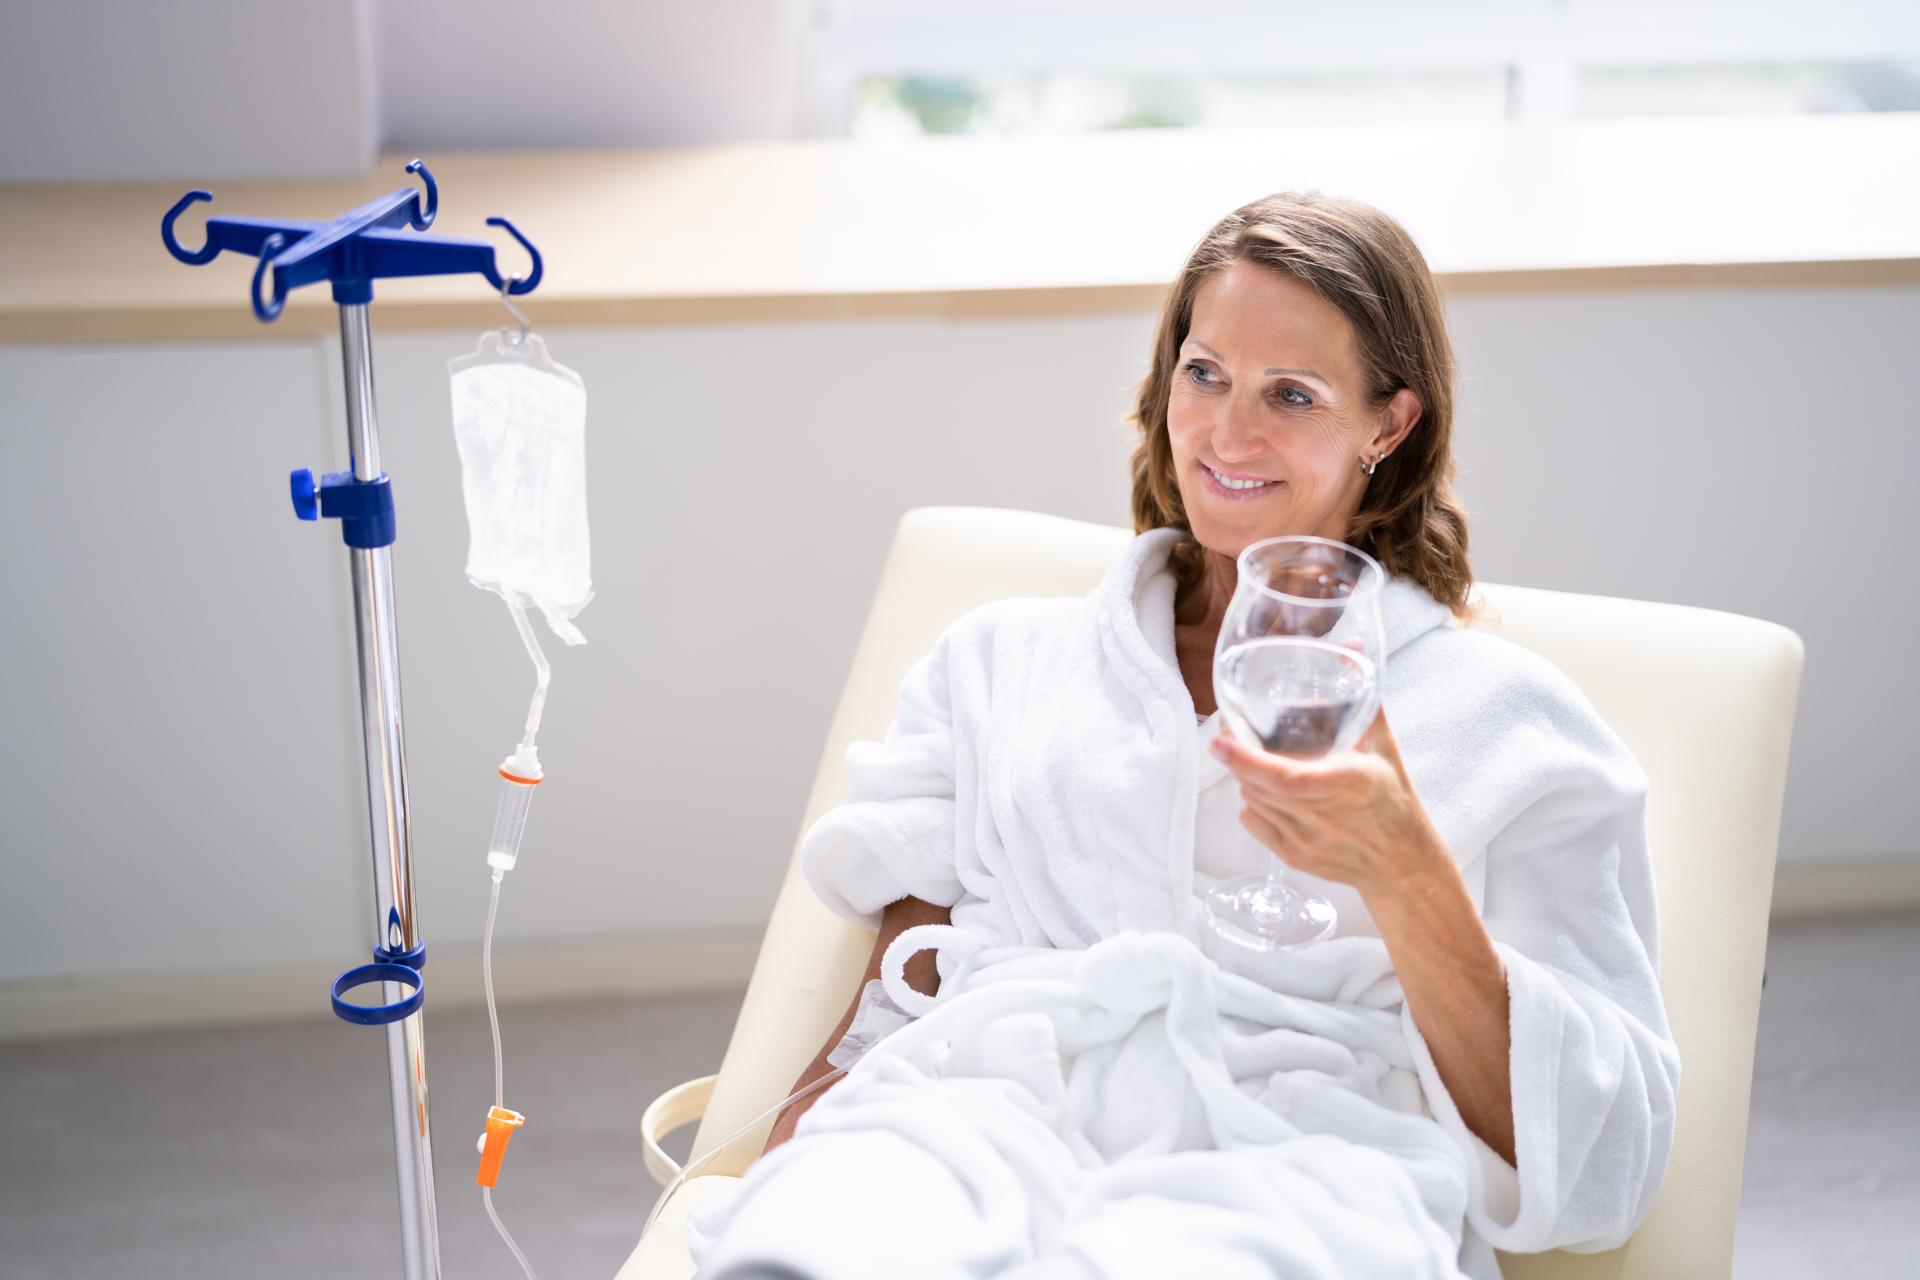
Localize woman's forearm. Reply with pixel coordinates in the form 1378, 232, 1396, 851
1214, 718, 1516, 1163
1367, 866, 1515, 1165
762, 895, 951, 1152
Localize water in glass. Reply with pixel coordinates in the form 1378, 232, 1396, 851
1203, 536, 1386, 952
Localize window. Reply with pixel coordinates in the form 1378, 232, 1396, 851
788, 0, 1920, 136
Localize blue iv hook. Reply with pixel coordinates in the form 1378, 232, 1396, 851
160, 160, 542, 322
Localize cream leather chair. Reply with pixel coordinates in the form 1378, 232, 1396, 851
618, 507, 1804, 1280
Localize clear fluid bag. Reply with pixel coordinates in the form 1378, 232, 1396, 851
450, 329, 592, 644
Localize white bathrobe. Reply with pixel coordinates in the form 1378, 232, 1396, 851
693, 529, 1679, 1280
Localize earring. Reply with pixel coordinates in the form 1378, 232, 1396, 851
1360, 454, 1380, 476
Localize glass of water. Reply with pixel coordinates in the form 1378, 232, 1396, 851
1204, 536, 1386, 951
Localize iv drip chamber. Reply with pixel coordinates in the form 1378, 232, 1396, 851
488, 745, 542, 873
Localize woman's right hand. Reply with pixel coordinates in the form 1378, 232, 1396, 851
761, 895, 951, 1153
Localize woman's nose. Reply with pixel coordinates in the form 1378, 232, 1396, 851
1211, 393, 1267, 462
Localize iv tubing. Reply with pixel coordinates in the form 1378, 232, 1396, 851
485, 876, 507, 1113
484, 1187, 538, 1280
482, 870, 539, 1280
510, 601, 550, 748
475, 599, 552, 1280
640, 1065, 849, 1241
479, 588, 843, 1260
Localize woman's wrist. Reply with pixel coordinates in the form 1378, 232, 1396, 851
1352, 823, 1460, 923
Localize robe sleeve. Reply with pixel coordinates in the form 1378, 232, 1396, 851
801, 632, 964, 929
1405, 645, 1681, 1256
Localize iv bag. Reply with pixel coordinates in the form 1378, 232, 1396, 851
449, 330, 592, 644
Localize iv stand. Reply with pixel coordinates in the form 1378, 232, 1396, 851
162, 163, 544, 1280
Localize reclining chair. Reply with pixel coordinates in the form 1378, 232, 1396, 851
619, 506, 1803, 1280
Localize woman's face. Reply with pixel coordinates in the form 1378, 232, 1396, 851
1167, 261, 1418, 560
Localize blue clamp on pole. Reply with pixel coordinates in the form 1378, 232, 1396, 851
161, 159, 541, 323
290, 468, 319, 520
331, 962, 424, 1026
289, 469, 396, 548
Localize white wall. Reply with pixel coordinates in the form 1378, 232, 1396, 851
0, 313, 1145, 984
1, 285, 1913, 989
1448, 287, 1920, 866
2, 339, 369, 975
0, 0, 796, 184
0, 0, 379, 183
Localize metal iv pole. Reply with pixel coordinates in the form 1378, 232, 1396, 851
339, 296, 439, 1280
161, 163, 544, 1280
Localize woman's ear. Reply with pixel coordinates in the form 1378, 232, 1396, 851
1370, 388, 1423, 457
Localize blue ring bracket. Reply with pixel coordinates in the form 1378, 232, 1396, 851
159, 159, 541, 323
331, 962, 424, 1026
375, 940, 427, 970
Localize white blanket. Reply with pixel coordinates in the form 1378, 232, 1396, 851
696, 530, 1679, 1277
694, 930, 1479, 1279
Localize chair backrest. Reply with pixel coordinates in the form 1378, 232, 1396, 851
689, 507, 1803, 1280
1472, 582, 1801, 1280
690, 509, 1135, 1168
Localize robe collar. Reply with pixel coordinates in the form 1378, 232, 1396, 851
1104, 529, 1454, 691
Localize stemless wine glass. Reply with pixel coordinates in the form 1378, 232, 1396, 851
1204, 535, 1387, 951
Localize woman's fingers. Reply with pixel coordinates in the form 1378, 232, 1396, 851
1213, 731, 1372, 805
1238, 807, 1292, 859
1208, 729, 1255, 767
1210, 730, 1318, 787
1240, 805, 1355, 881
1219, 708, 1401, 765
1214, 708, 1452, 896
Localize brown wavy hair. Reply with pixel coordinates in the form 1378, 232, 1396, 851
1129, 191, 1472, 614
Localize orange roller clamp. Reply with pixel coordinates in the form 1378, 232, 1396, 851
476, 1105, 526, 1188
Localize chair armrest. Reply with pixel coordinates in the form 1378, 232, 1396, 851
641, 1075, 717, 1187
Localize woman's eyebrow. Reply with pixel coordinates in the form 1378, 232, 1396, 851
1183, 342, 1327, 384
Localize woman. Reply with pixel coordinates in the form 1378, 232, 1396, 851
691, 193, 1678, 1280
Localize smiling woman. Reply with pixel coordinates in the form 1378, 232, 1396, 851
1131, 193, 1528, 1173
693, 191, 1679, 1280
1131, 192, 1471, 614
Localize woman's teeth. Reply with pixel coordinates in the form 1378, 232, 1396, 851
1208, 466, 1274, 491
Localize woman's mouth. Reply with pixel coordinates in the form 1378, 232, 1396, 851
1202, 464, 1280, 497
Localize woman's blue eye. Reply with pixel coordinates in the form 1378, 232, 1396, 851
1279, 385, 1312, 405
1183, 361, 1218, 384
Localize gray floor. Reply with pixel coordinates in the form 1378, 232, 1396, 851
1, 992, 741, 1280
3, 915, 1915, 1280
1730, 913, 1920, 1279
